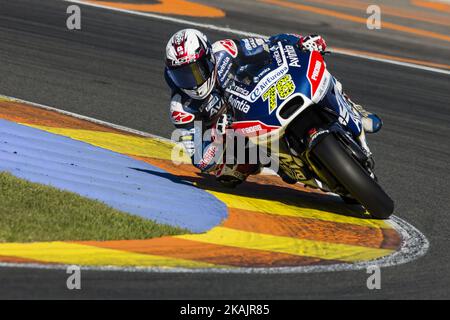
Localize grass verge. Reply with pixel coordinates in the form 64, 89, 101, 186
0, 172, 189, 242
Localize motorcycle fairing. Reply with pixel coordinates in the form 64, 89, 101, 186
316, 77, 363, 138
226, 42, 362, 139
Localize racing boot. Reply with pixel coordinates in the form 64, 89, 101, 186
215, 163, 261, 188
334, 79, 382, 134
345, 94, 383, 134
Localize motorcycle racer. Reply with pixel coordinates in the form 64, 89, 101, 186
164, 29, 382, 187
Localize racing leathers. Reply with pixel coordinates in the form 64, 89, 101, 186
165, 33, 380, 187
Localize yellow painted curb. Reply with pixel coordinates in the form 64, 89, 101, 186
23, 124, 190, 163
178, 227, 393, 262
210, 191, 392, 229
0, 241, 223, 269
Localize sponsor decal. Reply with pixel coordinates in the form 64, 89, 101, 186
240, 124, 262, 135
257, 67, 271, 78
204, 94, 223, 117
311, 61, 322, 80
284, 45, 301, 68
242, 38, 266, 53
313, 71, 330, 102
309, 129, 329, 144
279, 153, 307, 181
198, 144, 218, 170
217, 56, 232, 83
249, 65, 289, 102
230, 85, 250, 96
306, 51, 325, 98
273, 50, 283, 66
228, 95, 250, 113
254, 38, 266, 46
242, 39, 255, 51
232, 120, 280, 136
171, 110, 194, 124
225, 42, 288, 103
219, 39, 238, 58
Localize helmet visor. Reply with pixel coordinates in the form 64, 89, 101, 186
168, 54, 215, 90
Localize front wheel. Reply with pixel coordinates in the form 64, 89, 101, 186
312, 134, 394, 219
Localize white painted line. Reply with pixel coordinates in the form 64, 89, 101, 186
65, 0, 264, 37
65, 0, 450, 75
0, 94, 429, 273
0, 94, 172, 143
332, 49, 450, 75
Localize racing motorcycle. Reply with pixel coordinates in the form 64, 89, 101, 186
224, 41, 394, 219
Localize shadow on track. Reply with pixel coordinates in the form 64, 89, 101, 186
132, 166, 370, 219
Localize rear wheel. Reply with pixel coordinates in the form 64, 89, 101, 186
312, 134, 394, 219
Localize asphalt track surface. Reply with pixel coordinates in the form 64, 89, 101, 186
0, 0, 449, 299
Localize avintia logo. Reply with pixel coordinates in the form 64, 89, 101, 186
228, 95, 250, 113
284, 45, 301, 68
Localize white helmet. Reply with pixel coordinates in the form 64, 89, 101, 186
165, 29, 216, 100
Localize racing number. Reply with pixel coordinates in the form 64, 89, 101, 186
262, 74, 296, 114
262, 86, 277, 114
276, 74, 296, 99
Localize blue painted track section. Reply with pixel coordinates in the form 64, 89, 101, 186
0, 119, 227, 232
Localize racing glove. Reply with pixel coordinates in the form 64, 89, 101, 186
299, 35, 327, 54
191, 113, 232, 173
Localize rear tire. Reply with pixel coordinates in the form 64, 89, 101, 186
312, 134, 394, 219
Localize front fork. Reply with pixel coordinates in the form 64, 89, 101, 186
305, 122, 376, 193
319, 77, 372, 157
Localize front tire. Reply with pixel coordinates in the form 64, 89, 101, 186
312, 134, 394, 219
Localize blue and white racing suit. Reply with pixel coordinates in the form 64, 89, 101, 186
165, 32, 382, 185
165, 34, 308, 178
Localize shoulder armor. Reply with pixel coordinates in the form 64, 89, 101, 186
212, 39, 238, 58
